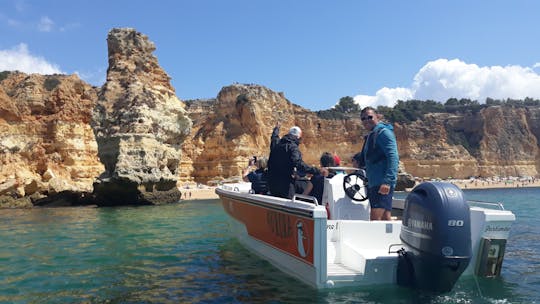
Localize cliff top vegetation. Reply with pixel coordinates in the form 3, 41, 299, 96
318, 96, 540, 123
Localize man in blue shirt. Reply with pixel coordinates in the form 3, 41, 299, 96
356, 107, 399, 220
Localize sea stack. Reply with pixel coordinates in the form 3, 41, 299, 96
91, 28, 192, 206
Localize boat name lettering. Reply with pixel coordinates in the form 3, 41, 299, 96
485, 225, 510, 232
327, 222, 338, 230
267, 211, 292, 238
407, 218, 433, 231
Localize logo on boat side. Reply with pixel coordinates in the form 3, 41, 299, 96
267, 211, 292, 238
296, 220, 310, 258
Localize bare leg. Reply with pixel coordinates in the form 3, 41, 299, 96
370, 208, 385, 220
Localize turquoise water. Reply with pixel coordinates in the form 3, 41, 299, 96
0, 188, 539, 303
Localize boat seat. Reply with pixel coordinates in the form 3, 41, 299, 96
332, 197, 370, 220
324, 173, 370, 220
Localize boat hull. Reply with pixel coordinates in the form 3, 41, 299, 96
219, 189, 328, 287
216, 177, 516, 291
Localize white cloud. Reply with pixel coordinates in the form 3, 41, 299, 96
38, 16, 54, 32
355, 58, 540, 108
0, 43, 63, 74
354, 87, 413, 109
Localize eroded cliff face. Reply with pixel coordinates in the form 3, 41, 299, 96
2, 71, 540, 208
180, 84, 365, 184
181, 92, 540, 183
397, 107, 540, 178
91, 28, 192, 205
0, 72, 103, 207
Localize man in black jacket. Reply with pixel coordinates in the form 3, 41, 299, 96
267, 126, 319, 198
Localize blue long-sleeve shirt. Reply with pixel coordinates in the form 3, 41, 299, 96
357, 122, 399, 188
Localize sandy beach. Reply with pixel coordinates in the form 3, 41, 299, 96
179, 187, 219, 200
180, 178, 540, 201
450, 179, 540, 190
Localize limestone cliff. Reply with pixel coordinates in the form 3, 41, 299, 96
0, 72, 103, 207
181, 89, 540, 183
180, 84, 365, 184
2, 28, 540, 209
397, 107, 540, 179
91, 28, 192, 206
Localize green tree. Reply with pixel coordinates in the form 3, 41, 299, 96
334, 96, 360, 113
485, 97, 501, 106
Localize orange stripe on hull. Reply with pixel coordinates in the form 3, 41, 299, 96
222, 196, 315, 265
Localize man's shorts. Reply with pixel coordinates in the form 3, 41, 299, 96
368, 186, 394, 211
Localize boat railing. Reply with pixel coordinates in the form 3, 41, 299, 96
326, 166, 362, 173
292, 194, 319, 205
467, 200, 505, 210
221, 185, 241, 192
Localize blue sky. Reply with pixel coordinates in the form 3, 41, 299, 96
1, 0, 540, 110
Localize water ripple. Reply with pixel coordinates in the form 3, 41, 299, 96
1, 191, 539, 303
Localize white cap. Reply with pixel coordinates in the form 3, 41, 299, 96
289, 126, 302, 138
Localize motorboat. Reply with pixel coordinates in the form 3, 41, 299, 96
215, 168, 515, 292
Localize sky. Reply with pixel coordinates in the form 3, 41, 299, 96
1, 0, 540, 111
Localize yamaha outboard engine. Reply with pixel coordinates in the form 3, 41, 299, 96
397, 182, 471, 292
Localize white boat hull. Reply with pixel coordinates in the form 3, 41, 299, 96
217, 174, 516, 290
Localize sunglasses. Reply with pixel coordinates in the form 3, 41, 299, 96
361, 115, 373, 121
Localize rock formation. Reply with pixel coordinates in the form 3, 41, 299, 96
397, 107, 540, 179
3, 28, 540, 209
91, 28, 191, 206
0, 71, 103, 207
180, 84, 367, 184
180, 86, 540, 185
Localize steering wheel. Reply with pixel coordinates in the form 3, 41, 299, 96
343, 171, 369, 201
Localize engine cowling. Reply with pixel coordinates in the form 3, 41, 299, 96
398, 182, 471, 292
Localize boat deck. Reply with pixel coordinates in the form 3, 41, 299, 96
327, 263, 359, 279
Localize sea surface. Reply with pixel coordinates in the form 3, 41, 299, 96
0, 187, 539, 304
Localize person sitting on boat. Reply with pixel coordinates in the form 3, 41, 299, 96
332, 151, 346, 174
333, 152, 341, 167
267, 126, 320, 199
242, 156, 269, 194
303, 152, 335, 203
356, 107, 399, 221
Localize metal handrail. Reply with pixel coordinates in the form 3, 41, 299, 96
467, 200, 505, 210
221, 185, 241, 192
292, 194, 319, 205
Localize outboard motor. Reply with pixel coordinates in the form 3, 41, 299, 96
397, 182, 471, 292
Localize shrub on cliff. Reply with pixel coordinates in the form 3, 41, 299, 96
0, 71, 12, 82
43, 76, 61, 91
